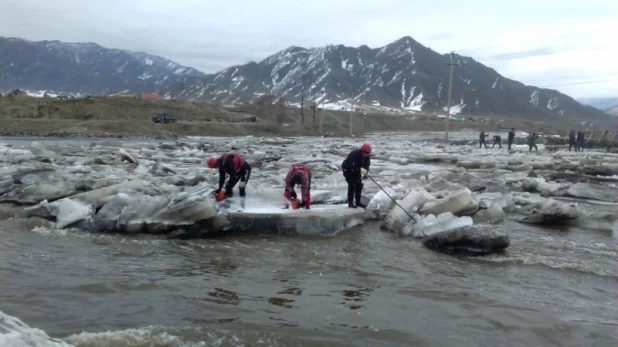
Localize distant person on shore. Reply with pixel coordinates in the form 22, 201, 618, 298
207, 152, 252, 202
568, 129, 577, 151
576, 131, 585, 151
492, 134, 502, 148
507, 128, 515, 150
479, 131, 489, 149
528, 133, 539, 152
283, 163, 312, 210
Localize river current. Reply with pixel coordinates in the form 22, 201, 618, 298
1, 133, 617, 346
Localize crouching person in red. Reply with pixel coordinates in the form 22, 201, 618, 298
207, 153, 251, 201
283, 164, 312, 210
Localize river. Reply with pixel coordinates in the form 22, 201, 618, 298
0, 133, 617, 346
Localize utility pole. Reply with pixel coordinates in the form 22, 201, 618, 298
1, 66, 6, 94
350, 96, 354, 137
300, 94, 304, 124
312, 92, 317, 124
444, 51, 458, 142
319, 99, 325, 135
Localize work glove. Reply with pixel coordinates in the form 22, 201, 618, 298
361, 168, 368, 178
239, 181, 246, 189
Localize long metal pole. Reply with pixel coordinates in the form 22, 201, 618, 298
367, 174, 416, 222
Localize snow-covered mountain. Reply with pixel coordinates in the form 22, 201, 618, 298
0, 36, 614, 124
0, 37, 204, 96
175, 37, 609, 121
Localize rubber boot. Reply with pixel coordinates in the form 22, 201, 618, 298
347, 185, 356, 208
355, 184, 366, 208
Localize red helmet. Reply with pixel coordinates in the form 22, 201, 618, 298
360, 143, 372, 153
207, 157, 218, 168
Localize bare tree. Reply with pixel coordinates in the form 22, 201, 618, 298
255, 94, 278, 123
276, 96, 286, 123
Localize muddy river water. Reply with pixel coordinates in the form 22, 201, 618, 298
0, 133, 617, 346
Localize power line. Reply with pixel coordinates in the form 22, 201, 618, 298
454, 27, 602, 54
537, 78, 618, 88
474, 44, 573, 60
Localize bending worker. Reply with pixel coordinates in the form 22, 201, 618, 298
341, 143, 371, 209
207, 152, 252, 200
283, 163, 312, 210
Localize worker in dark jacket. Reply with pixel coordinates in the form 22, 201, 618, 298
207, 153, 252, 200
528, 133, 539, 152
576, 131, 585, 151
568, 129, 577, 151
341, 143, 371, 208
492, 134, 502, 148
283, 163, 312, 209
479, 131, 489, 148
507, 128, 515, 150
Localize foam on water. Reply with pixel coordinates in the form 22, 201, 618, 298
0, 311, 72, 347
1, 310, 298, 347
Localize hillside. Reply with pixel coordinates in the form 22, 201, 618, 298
174, 36, 615, 128
1, 36, 616, 129
605, 105, 618, 117
0, 37, 204, 96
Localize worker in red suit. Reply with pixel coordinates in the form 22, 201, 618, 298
207, 153, 251, 201
283, 163, 312, 210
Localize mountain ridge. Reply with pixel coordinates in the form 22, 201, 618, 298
0, 36, 204, 96
173, 35, 610, 126
0, 35, 615, 128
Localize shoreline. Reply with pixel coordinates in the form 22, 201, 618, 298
0, 129, 179, 140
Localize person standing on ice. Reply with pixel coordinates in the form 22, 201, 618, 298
576, 131, 586, 151
479, 131, 489, 148
507, 128, 515, 150
527, 133, 539, 152
207, 153, 252, 200
283, 163, 312, 210
341, 143, 371, 209
568, 129, 577, 151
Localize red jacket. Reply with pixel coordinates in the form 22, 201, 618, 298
284, 164, 312, 207
220, 153, 245, 173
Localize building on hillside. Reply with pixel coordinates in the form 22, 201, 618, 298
116, 94, 136, 99
7, 89, 28, 98
138, 92, 162, 100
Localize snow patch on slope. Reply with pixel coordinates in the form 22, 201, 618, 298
547, 96, 559, 110
530, 90, 539, 107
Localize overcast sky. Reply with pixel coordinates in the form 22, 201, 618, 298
1, 0, 616, 99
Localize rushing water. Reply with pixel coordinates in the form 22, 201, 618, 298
1, 217, 617, 346
1, 134, 617, 346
